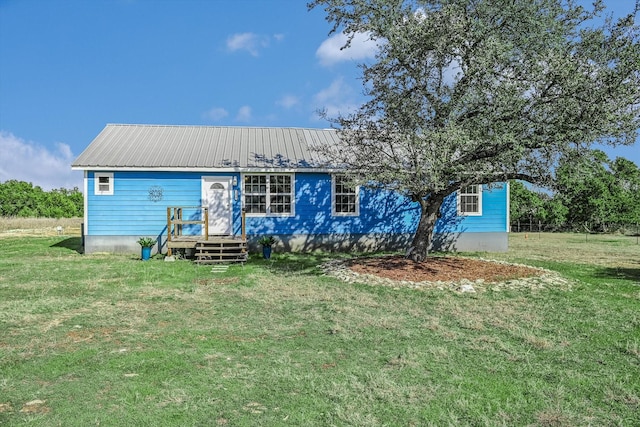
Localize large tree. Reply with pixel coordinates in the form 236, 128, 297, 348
509, 181, 568, 229
310, 0, 640, 261
555, 150, 640, 230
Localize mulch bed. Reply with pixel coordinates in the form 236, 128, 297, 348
347, 255, 544, 283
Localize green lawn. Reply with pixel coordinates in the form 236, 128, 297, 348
0, 234, 638, 426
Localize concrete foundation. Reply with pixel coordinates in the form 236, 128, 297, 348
83, 232, 507, 255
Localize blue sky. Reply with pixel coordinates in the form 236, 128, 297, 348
0, 0, 637, 191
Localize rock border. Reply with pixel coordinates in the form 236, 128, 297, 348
319, 257, 573, 293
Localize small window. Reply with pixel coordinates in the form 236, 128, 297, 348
94, 173, 113, 195
458, 184, 482, 216
332, 175, 359, 216
243, 174, 293, 216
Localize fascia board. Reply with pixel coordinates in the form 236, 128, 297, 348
71, 166, 344, 173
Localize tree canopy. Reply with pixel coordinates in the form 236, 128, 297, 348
555, 150, 640, 229
511, 151, 640, 232
0, 180, 83, 218
310, 0, 640, 260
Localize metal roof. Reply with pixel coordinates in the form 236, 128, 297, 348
72, 124, 340, 170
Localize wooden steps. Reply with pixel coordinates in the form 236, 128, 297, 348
195, 239, 248, 264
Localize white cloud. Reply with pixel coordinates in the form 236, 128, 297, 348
236, 105, 252, 122
316, 31, 379, 67
312, 77, 360, 119
203, 107, 229, 122
0, 131, 83, 191
276, 94, 300, 109
226, 32, 271, 56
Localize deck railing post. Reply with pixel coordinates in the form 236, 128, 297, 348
204, 207, 209, 240
177, 208, 182, 236
241, 208, 246, 241
167, 207, 172, 257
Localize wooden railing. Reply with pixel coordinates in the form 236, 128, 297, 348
167, 206, 209, 244
166, 206, 247, 257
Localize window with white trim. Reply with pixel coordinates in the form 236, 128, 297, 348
332, 175, 359, 216
458, 184, 482, 216
94, 172, 113, 195
243, 174, 293, 215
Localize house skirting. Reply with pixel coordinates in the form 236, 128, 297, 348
247, 232, 508, 253
83, 232, 507, 255
83, 235, 161, 255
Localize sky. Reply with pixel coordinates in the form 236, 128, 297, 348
0, 0, 638, 192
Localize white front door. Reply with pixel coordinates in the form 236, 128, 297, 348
202, 177, 233, 235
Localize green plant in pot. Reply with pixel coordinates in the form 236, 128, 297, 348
257, 235, 277, 259
137, 237, 156, 261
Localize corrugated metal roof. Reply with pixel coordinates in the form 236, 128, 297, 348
72, 124, 340, 170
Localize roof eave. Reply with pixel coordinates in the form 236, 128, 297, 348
71, 165, 343, 173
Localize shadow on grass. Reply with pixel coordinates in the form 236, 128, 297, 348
253, 251, 408, 276
594, 266, 640, 283
50, 237, 83, 254
251, 252, 350, 275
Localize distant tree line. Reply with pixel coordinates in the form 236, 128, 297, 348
511, 151, 640, 232
0, 180, 83, 218
2, 148, 638, 228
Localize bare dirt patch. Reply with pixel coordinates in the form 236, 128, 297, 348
347, 255, 543, 283
19, 400, 51, 414
194, 277, 241, 286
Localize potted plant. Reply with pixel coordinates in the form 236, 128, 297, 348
137, 237, 156, 261
257, 235, 277, 259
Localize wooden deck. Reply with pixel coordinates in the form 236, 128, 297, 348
166, 206, 247, 263
167, 235, 243, 250
167, 236, 248, 263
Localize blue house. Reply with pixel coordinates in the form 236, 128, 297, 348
72, 124, 509, 257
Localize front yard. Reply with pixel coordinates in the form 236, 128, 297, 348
0, 233, 638, 426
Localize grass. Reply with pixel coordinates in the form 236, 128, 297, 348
0, 217, 82, 235
0, 230, 638, 426
490, 232, 639, 270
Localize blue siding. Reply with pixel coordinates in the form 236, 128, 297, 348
244, 173, 420, 236
86, 171, 242, 237
435, 184, 508, 233
86, 171, 507, 238
245, 175, 507, 236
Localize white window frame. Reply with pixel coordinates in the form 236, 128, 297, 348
242, 174, 295, 217
457, 184, 482, 216
332, 174, 359, 217
94, 172, 114, 195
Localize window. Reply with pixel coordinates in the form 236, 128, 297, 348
243, 174, 293, 215
244, 175, 267, 213
458, 184, 482, 216
332, 175, 359, 216
94, 172, 113, 195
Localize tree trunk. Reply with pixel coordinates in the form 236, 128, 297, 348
406, 195, 445, 262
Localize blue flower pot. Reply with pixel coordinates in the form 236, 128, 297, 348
141, 246, 152, 261
262, 246, 272, 260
